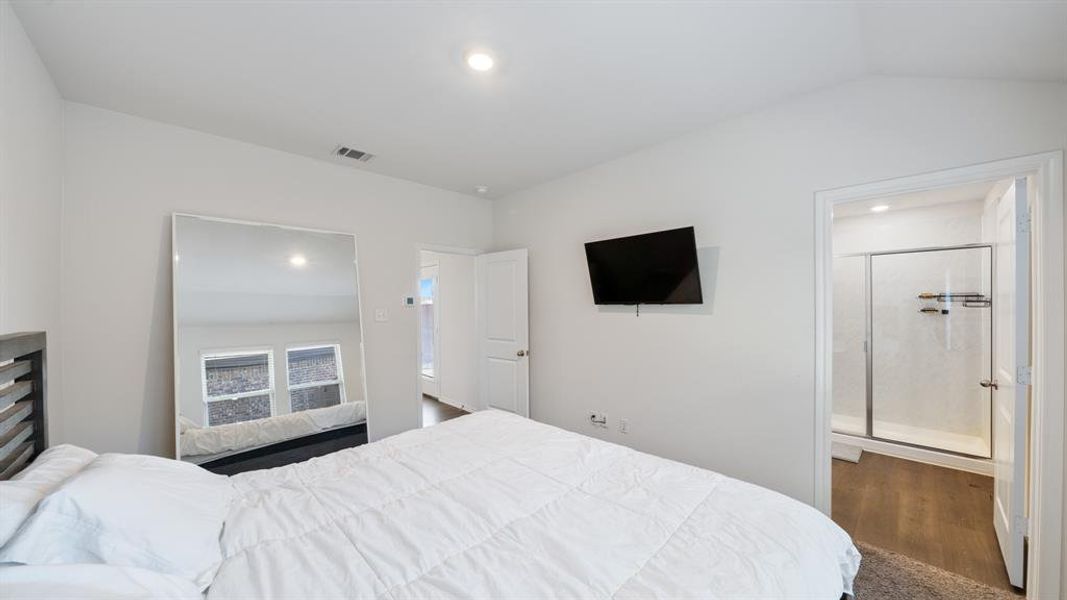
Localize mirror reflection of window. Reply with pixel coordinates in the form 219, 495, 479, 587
287, 345, 345, 412
419, 276, 436, 378
201, 350, 275, 426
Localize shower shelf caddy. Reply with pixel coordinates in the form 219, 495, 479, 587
918, 292, 991, 314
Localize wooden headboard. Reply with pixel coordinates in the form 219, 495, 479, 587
0, 332, 47, 479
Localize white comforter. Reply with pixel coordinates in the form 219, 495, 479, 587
210, 410, 860, 599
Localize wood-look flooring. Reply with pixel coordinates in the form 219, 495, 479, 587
832, 452, 1022, 594
421, 395, 468, 427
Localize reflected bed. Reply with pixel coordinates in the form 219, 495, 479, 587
180, 401, 366, 464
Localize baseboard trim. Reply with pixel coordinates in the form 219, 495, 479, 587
832, 433, 994, 476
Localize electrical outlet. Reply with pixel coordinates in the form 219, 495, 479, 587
619, 418, 629, 434
588, 411, 607, 428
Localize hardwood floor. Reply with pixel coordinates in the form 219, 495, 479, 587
422, 395, 468, 427
832, 452, 1021, 594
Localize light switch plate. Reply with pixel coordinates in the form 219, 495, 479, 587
374, 308, 389, 322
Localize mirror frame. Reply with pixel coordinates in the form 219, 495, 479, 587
170, 212, 369, 459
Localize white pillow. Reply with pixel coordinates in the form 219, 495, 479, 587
0, 453, 233, 590
0, 564, 203, 599
0, 444, 97, 546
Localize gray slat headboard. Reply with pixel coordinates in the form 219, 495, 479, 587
0, 332, 47, 479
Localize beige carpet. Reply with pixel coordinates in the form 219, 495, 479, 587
853, 542, 1023, 600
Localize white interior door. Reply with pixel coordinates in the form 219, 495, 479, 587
992, 177, 1030, 589
477, 249, 529, 416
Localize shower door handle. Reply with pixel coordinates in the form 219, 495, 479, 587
980, 379, 999, 390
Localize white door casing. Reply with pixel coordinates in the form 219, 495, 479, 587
992, 177, 1030, 589
477, 249, 529, 416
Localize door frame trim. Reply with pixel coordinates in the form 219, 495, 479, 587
813, 151, 1064, 597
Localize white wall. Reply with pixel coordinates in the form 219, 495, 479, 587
0, 1, 62, 440
491, 77, 1067, 505
420, 251, 477, 410
177, 321, 364, 428
59, 103, 492, 456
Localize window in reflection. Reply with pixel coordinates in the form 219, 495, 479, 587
287, 345, 345, 412
202, 350, 275, 426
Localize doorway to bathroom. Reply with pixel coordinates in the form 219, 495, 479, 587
815, 152, 1065, 598
830, 180, 1010, 590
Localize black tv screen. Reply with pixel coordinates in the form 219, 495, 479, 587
584, 226, 702, 305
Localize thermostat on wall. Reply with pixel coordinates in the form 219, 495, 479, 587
402, 295, 416, 307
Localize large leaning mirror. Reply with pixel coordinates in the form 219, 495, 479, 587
172, 214, 367, 472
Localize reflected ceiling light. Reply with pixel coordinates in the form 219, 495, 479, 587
475, 185, 489, 194
465, 51, 495, 72
870, 204, 890, 213
289, 254, 307, 267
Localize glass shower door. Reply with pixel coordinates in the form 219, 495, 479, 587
870, 247, 992, 457
832, 255, 867, 436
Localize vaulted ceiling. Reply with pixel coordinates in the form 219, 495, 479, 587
13, 1, 1067, 198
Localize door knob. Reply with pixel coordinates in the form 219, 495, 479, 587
516, 349, 527, 357
980, 379, 999, 390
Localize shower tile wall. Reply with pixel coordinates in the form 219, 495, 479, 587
833, 198, 992, 457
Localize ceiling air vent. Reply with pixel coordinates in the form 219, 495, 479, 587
333, 145, 375, 163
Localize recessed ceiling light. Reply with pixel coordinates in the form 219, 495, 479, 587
466, 51, 495, 72
289, 254, 307, 267
475, 185, 489, 194
870, 204, 890, 213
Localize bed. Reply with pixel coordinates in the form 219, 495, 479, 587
0, 332, 46, 479
0, 332, 860, 598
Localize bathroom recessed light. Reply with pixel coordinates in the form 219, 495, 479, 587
870, 205, 890, 213
289, 254, 307, 267
475, 185, 489, 194
466, 51, 495, 72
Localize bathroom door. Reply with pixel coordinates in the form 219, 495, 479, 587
992, 177, 1030, 589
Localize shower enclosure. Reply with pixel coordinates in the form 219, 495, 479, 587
832, 244, 993, 458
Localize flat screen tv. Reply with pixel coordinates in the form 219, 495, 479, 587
584, 226, 702, 305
